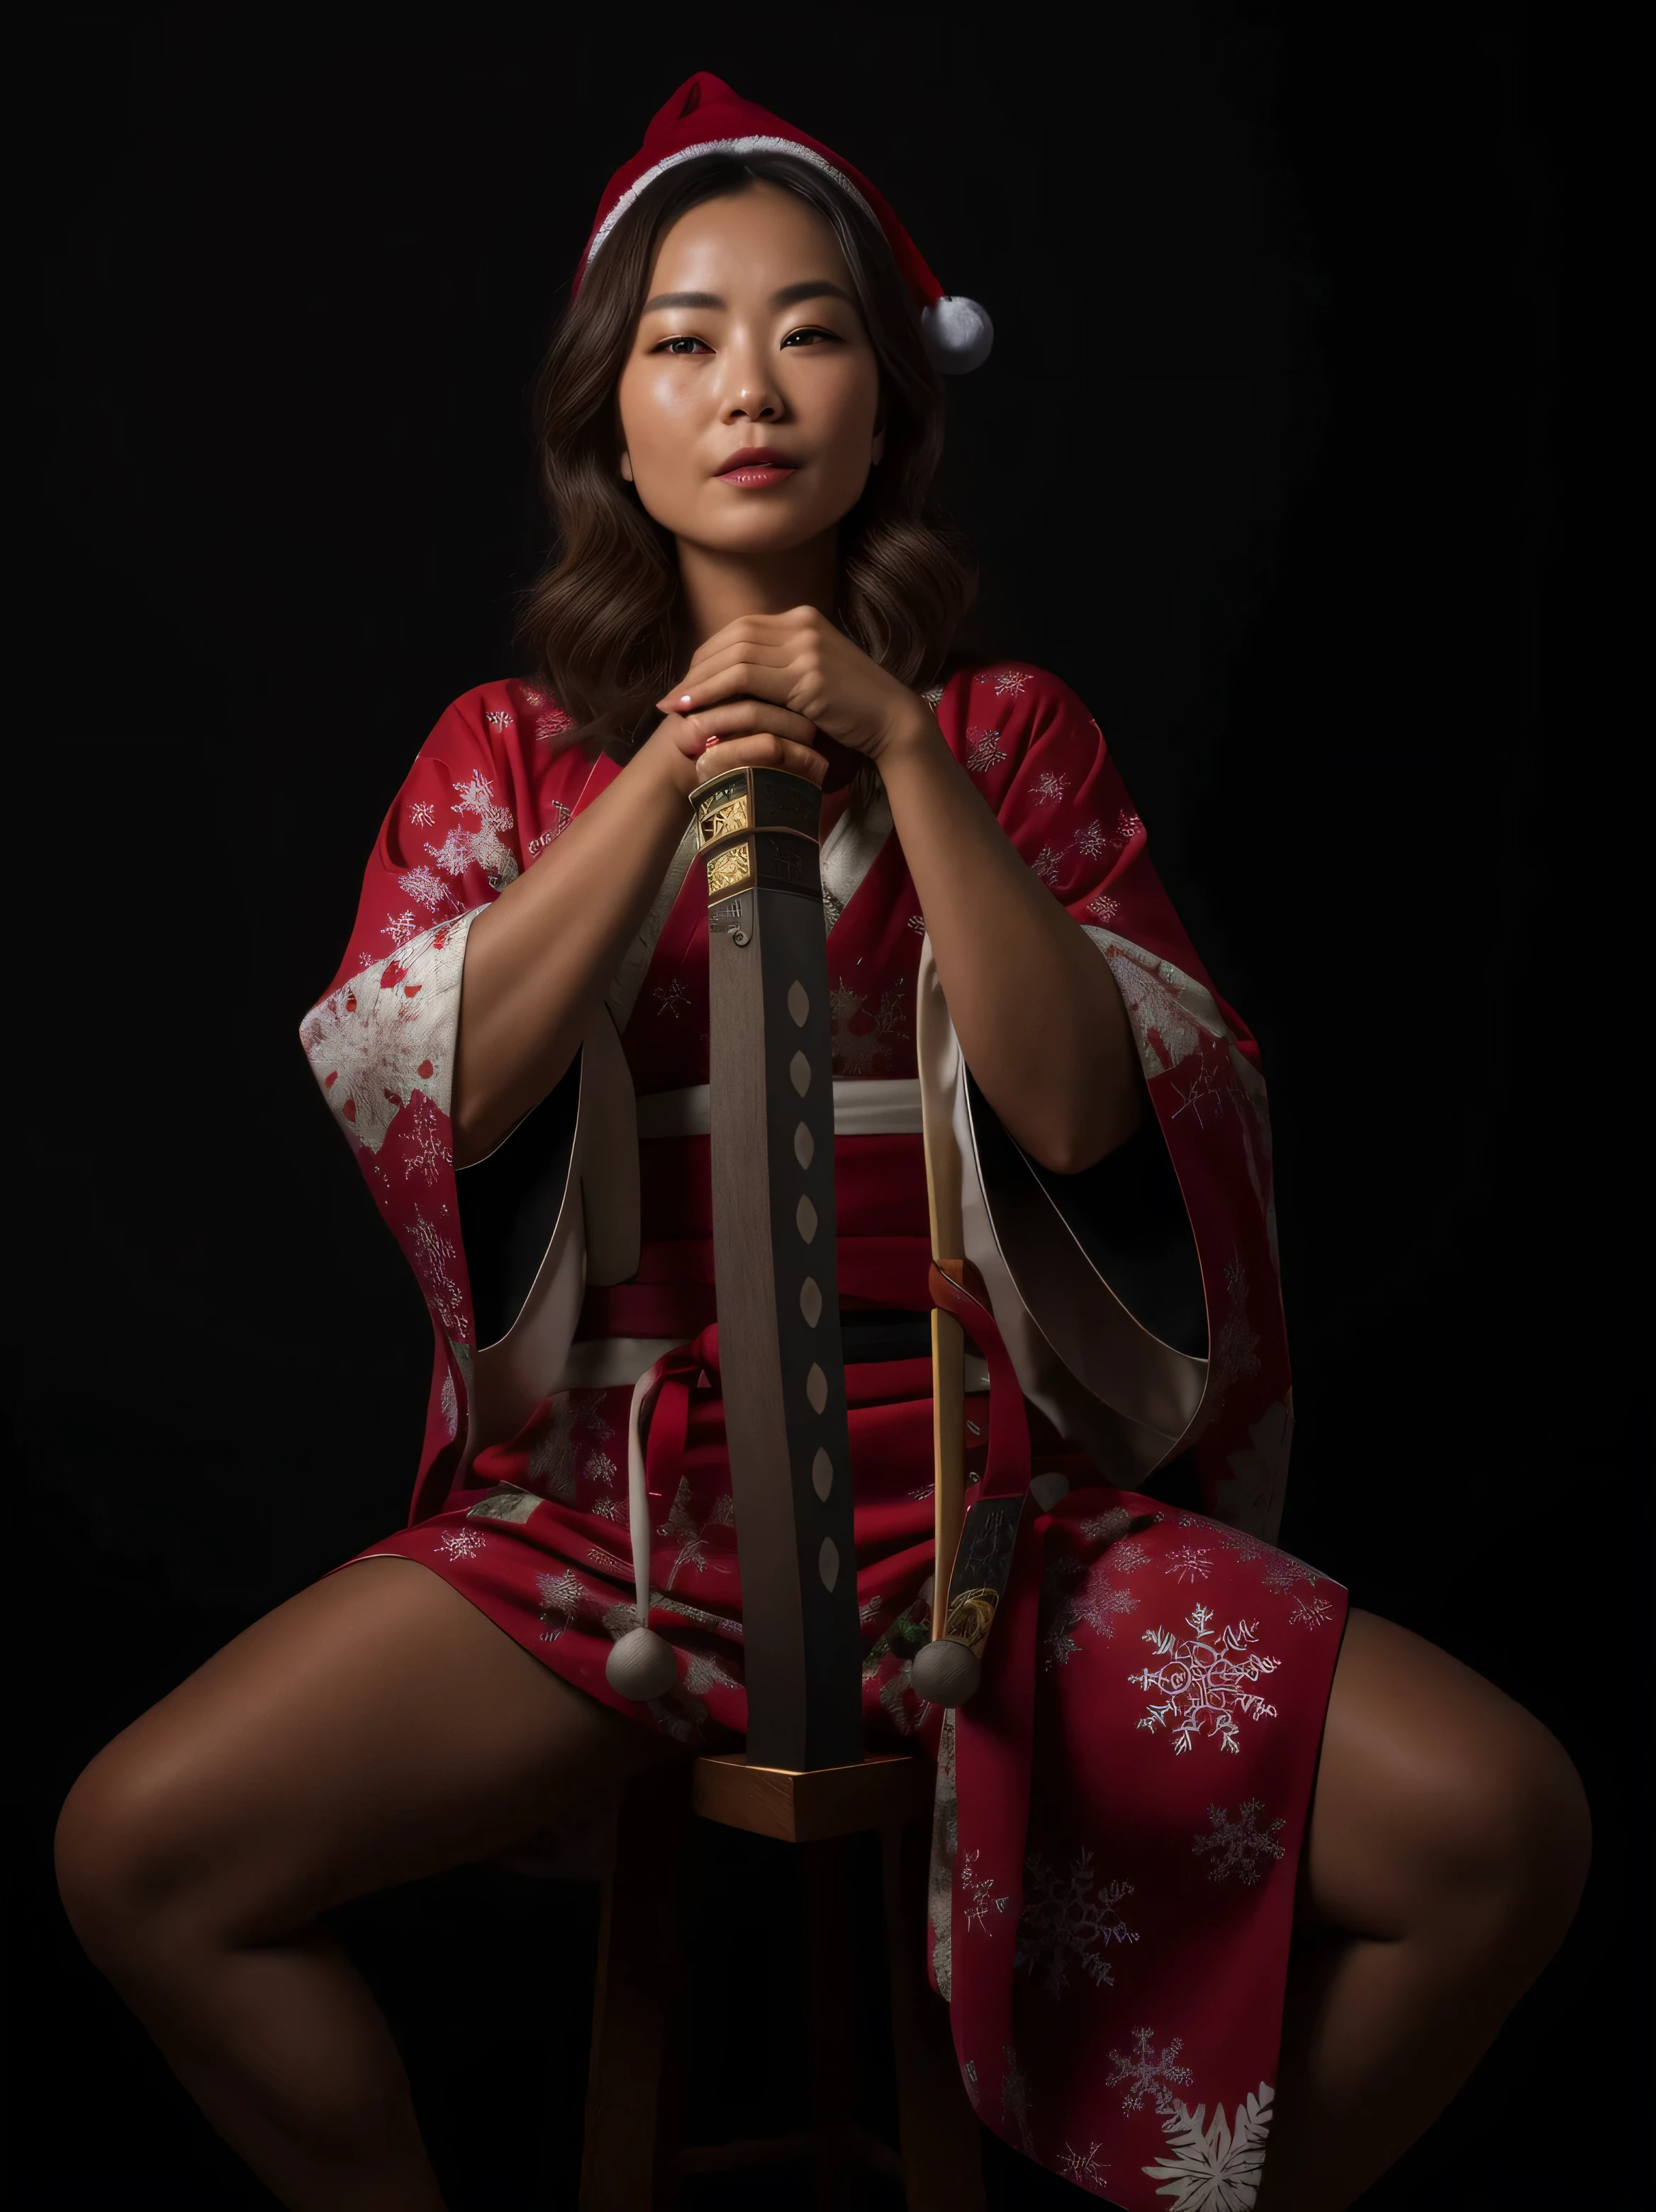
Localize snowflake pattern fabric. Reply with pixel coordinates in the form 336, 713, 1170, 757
306, 664, 1346, 2209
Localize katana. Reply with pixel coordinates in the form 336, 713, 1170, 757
607, 764, 863, 1770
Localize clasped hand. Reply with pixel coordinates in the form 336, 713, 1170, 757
651, 608, 931, 793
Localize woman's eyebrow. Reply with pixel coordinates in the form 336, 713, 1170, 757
639, 280, 856, 314
641, 289, 724, 312
770, 279, 856, 309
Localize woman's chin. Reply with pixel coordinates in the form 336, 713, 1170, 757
680, 510, 840, 562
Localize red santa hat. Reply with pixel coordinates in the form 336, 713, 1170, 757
576, 71, 993, 376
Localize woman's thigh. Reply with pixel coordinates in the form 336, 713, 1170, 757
56, 1558, 676, 1950
1299, 1607, 1589, 1941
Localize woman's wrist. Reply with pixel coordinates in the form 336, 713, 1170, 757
870, 696, 951, 782
635, 717, 703, 807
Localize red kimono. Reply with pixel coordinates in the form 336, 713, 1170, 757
301, 662, 1346, 2210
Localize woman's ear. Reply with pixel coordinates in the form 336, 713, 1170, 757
620, 450, 635, 484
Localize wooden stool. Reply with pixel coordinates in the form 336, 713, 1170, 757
579, 1752, 985, 2211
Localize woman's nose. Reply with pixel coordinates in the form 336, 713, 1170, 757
719, 344, 782, 423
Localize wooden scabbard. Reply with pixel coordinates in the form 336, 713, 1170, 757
699, 766, 863, 1772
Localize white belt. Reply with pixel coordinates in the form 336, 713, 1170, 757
556, 1333, 990, 1393
635, 1077, 922, 1141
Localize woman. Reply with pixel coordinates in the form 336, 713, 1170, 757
55, 72, 1587, 2212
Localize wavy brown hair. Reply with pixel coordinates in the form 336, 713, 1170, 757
518, 150, 975, 754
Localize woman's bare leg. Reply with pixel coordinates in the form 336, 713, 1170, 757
54, 1558, 678, 2212
1260, 1609, 1590, 2210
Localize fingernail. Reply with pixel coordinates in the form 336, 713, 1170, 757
678, 694, 693, 708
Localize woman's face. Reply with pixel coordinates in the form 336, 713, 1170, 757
615, 181, 883, 560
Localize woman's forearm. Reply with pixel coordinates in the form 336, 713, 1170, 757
877, 710, 1143, 1174
452, 729, 693, 1163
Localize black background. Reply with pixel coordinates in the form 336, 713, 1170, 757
11, 6, 1638, 2208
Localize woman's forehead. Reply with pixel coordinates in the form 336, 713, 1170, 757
647, 184, 850, 296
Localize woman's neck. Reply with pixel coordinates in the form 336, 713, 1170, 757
674, 529, 839, 654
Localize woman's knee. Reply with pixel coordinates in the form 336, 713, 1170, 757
55, 1738, 213, 1971
1311, 1611, 1590, 1948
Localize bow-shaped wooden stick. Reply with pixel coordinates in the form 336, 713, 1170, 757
918, 958, 968, 1646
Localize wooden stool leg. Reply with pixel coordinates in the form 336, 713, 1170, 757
883, 1817, 986, 2212
580, 1764, 690, 2212
802, 1836, 859, 2211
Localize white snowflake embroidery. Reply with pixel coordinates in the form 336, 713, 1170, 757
1142, 2083, 1274, 2210
1087, 890, 1121, 923
681, 1646, 739, 1697
1192, 1514, 1322, 1594
1017, 1847, 1138, 1996
661, 1480, 735, 1587
1170, 1061, 1231, 1132
1041, 1543, 1139, 1668
1192, 1801, 1287, 1886
651, 979, 692, 1020
398, 863, 459, 915
1131, 1605, 1281, 1755
960, 1848, 1011, 1936
435, 1526, 486, 1563
483, 708, 513, 729
1289, 1594, 1336, 1629
1031, 845, 1064, 886
1073, 819, 1107, 858
922, 683, 944, 708
1107, 1535, 1156, 1571
527, 1399, 581, 1503
440, 1368, 459, 1439
1209, 1256, 1262, 1400
527, 799, 572, 856
535, 708, 575, 742
1104, 951, 1207, 1073
398, 1090, 448, 1187
829, 980, 908, 1077
1032, 771, 1070, 803
1164, 1544, 1214, 1585
407, 1207, 464, 1336
536, 1566, 586, 1641
407, 799, 437, 827
425, 770, 519, 891
994, 668, 1031, 699
1057, 2142, 1109, 2190
1107, 2027, 1195, 2117
966, 727, 1005, 773
1115, 809, 1144, 846
907, 911, 927, 934
384, 909, 420, 950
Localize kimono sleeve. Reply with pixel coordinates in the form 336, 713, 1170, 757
297, 689, 530, 1516
945, 664, 1292, 1538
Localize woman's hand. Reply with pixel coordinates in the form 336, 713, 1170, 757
647, 698, 829, 795
656, 606, 931, 776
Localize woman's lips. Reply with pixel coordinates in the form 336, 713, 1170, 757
717, 447, 798, 488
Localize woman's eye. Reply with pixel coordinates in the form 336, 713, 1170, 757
654, 335, 710, 355
781, 327, 838, 349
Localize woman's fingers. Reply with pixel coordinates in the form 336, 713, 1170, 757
692, 734, 827, 787
680, 697, 818, 749
663, 657, 800, 717
657, 640, 794, 712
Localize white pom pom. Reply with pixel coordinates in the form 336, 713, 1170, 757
910, 1636, 983, 1707
921, 295, 994, 374
605, 1626, 679, 1702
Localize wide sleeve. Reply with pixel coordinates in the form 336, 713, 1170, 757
297, 687, 535, 1520
937, 664, 1292, 1540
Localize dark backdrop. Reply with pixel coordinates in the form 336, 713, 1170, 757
13, 7, 1635, 2209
